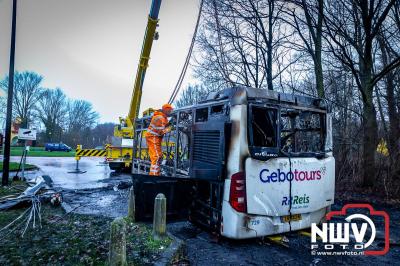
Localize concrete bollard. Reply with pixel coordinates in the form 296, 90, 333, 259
108, 218, 127, 266
127, 187, 135, 221
153, 193, 167, 239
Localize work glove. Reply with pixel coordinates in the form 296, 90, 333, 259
163, 127, 172, 134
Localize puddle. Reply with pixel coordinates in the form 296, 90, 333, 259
11, 156, 115, 190
96, 195, 117, 207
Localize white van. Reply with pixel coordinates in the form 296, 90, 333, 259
132, 86, 335, 239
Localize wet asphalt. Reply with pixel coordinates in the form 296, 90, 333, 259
11, 156, 113, 189
12, 156, 132, 218
14, 156, 400, 266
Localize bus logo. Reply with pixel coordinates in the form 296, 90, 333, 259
259, 168, 322, 183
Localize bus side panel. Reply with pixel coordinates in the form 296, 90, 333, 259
189, 121, 228, 181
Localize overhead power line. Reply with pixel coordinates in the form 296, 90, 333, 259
168, 0, 204, 104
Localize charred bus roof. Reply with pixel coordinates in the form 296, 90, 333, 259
198, 86, 328, 111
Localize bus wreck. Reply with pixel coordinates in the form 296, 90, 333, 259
131, 86, 335, 239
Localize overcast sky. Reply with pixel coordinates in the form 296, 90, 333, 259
0, 0, 199, 122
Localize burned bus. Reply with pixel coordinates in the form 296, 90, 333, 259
131, 86, 335, 239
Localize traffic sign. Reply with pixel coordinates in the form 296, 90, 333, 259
18, 128, 37, 140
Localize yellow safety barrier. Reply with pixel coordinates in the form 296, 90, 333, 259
76, 149, 107, 157
75, 144, 110, 158
69, 144, 110, 174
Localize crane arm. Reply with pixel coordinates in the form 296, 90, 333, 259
128, 0, 162, 123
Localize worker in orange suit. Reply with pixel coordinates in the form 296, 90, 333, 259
146, 104, 174, 176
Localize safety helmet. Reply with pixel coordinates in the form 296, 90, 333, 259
162, 103, 173, 111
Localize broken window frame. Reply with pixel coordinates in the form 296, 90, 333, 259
248, 104, 280, 160
248, 103, 327, 160
279, 108, 326, 156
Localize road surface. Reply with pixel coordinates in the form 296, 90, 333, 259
11, 156, 113, 189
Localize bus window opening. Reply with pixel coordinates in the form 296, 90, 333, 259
250, 106, 277, 148
280, 109, 325, 154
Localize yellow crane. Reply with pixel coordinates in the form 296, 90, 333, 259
107, 0, 162, 171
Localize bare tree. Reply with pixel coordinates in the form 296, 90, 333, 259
375, 29, 400, 189
67, 100, 99, 132
90, 123, 115, 147
175, 84, 211, 108
323, 0, 400, 187
194, 0, 292, 90
189, 0, 400, 196
62, 100, 99, 147
0, 71, 43, 126
0, 93, 7, 128
285, 0, 325, 97
36, 88, 68, 142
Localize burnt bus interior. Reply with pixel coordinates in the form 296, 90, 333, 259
248, 104, 327, 160
132, 98, 229, 230
131, 87, 329, 232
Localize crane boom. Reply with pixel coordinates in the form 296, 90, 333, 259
108, 0, 163, 171
128, 0, 162, 123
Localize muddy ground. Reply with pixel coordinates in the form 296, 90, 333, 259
5, 157, 399, 265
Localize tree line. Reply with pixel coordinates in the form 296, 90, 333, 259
177, 0, 400, 196
0, 71, 114, 148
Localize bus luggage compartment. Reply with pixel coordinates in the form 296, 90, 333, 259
131, 174, 194, 221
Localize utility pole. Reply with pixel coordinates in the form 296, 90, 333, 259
2, 0, 18, 186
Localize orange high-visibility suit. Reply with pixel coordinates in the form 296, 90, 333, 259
146, 111, 170, 176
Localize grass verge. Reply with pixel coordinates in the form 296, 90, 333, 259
0, 162, 37, 172
0, 205, 112, 265
10, 147, 76, 157
125, 218, 172, 265
0, 180, 28, 197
